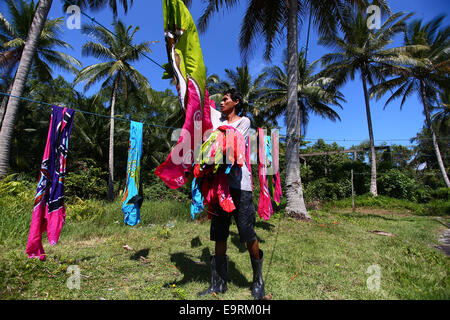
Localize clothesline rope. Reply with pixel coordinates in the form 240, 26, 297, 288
0, 91, 178, 130
3, 90, 450, 145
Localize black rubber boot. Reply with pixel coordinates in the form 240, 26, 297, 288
250, 249, 265, 300
198, 255, 228, 296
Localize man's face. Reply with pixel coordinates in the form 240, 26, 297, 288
220, 94, 239, 114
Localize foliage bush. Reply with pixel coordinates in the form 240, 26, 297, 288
430, 187, 450, 201
325, 194, 424, 214
65, 197, 105, 222
416, 170, 448, 190
65, 162, 108, 200
0, 174, 34, 197
304, 178, 352, 202
143, 179, 190, 202
378, 169, 417, 201
414, 185, 433, 203
422, 199, 450, 216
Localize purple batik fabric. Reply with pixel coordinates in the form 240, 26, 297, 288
26, 106, 75, 261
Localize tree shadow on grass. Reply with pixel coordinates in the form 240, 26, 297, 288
167, 247, 250, 289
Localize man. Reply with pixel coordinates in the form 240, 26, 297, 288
199, 88, 265, 300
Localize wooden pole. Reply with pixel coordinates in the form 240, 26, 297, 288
351, 169, 356, 213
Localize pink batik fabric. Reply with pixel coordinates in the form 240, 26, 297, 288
257, 127, 273, 221
155, 80, 213, 189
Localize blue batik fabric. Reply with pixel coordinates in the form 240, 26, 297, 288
122, 121, 143, 226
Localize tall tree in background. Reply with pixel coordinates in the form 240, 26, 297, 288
219, 65, 268, 119
75, 20, 152, 200
0, 0, 53, 179
0, 0, 81, 129
263, 49, 345, 136
431, 88, 449, 139
370, 16, 450, 187
62, 0, 134, 17
197, 0, 385, 219
0, 0, 134, 179
320, 10, 411, 196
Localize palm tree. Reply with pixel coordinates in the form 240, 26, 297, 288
205, 73, 226, 105
0, 0, 53, 179
0, 0, 134, 179
75, 20, 153, 200
63, 0, 134, 17
263, 50, 345, 136
0, 0, 81, 129
320, 10, 412, 196
370, 16, 450, 187
224, 66, 267, 118
431, 88, 449, 139
197, 0, 387, 220
71, 95, 110, 164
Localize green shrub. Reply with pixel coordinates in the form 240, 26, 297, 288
325, 194, 424, 214
430, 187, 450, 201
422, 199, 450, 216
65, 163, 108, 200
0, 174, 34, 197
66, 197, 104, 222
414, 185, 433, 203
378, 169, 417, 201
143, 180, 189, 202
305, 178, 352, 202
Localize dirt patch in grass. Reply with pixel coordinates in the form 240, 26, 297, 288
71, 236, 114, 248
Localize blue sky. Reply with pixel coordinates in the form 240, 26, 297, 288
2, 0, 449, 149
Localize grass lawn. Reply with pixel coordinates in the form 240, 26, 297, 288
0, 189, 449, 300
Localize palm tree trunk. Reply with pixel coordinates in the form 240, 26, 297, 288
361, 69, 378, 196
0, 80, 15, 131
0, 0, 53, 179
107, 76, 120, 200
284, 0, 310, 220
420, 80, 450, 188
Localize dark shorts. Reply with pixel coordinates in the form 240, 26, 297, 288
210, 188, 257, 243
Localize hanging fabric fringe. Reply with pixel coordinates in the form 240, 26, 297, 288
122, 121, 144, 226
26, 106, 75, 261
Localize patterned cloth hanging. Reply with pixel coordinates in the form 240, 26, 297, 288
257, 128, 283, 221
26, 106, 75, 261
271, 130, 283, 205
190, 125, 247, 219
122, 121, 143, 226
258, 128, 273, 221
155, 0, 213, 189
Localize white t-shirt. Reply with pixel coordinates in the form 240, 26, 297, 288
210, 106, 253, 191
